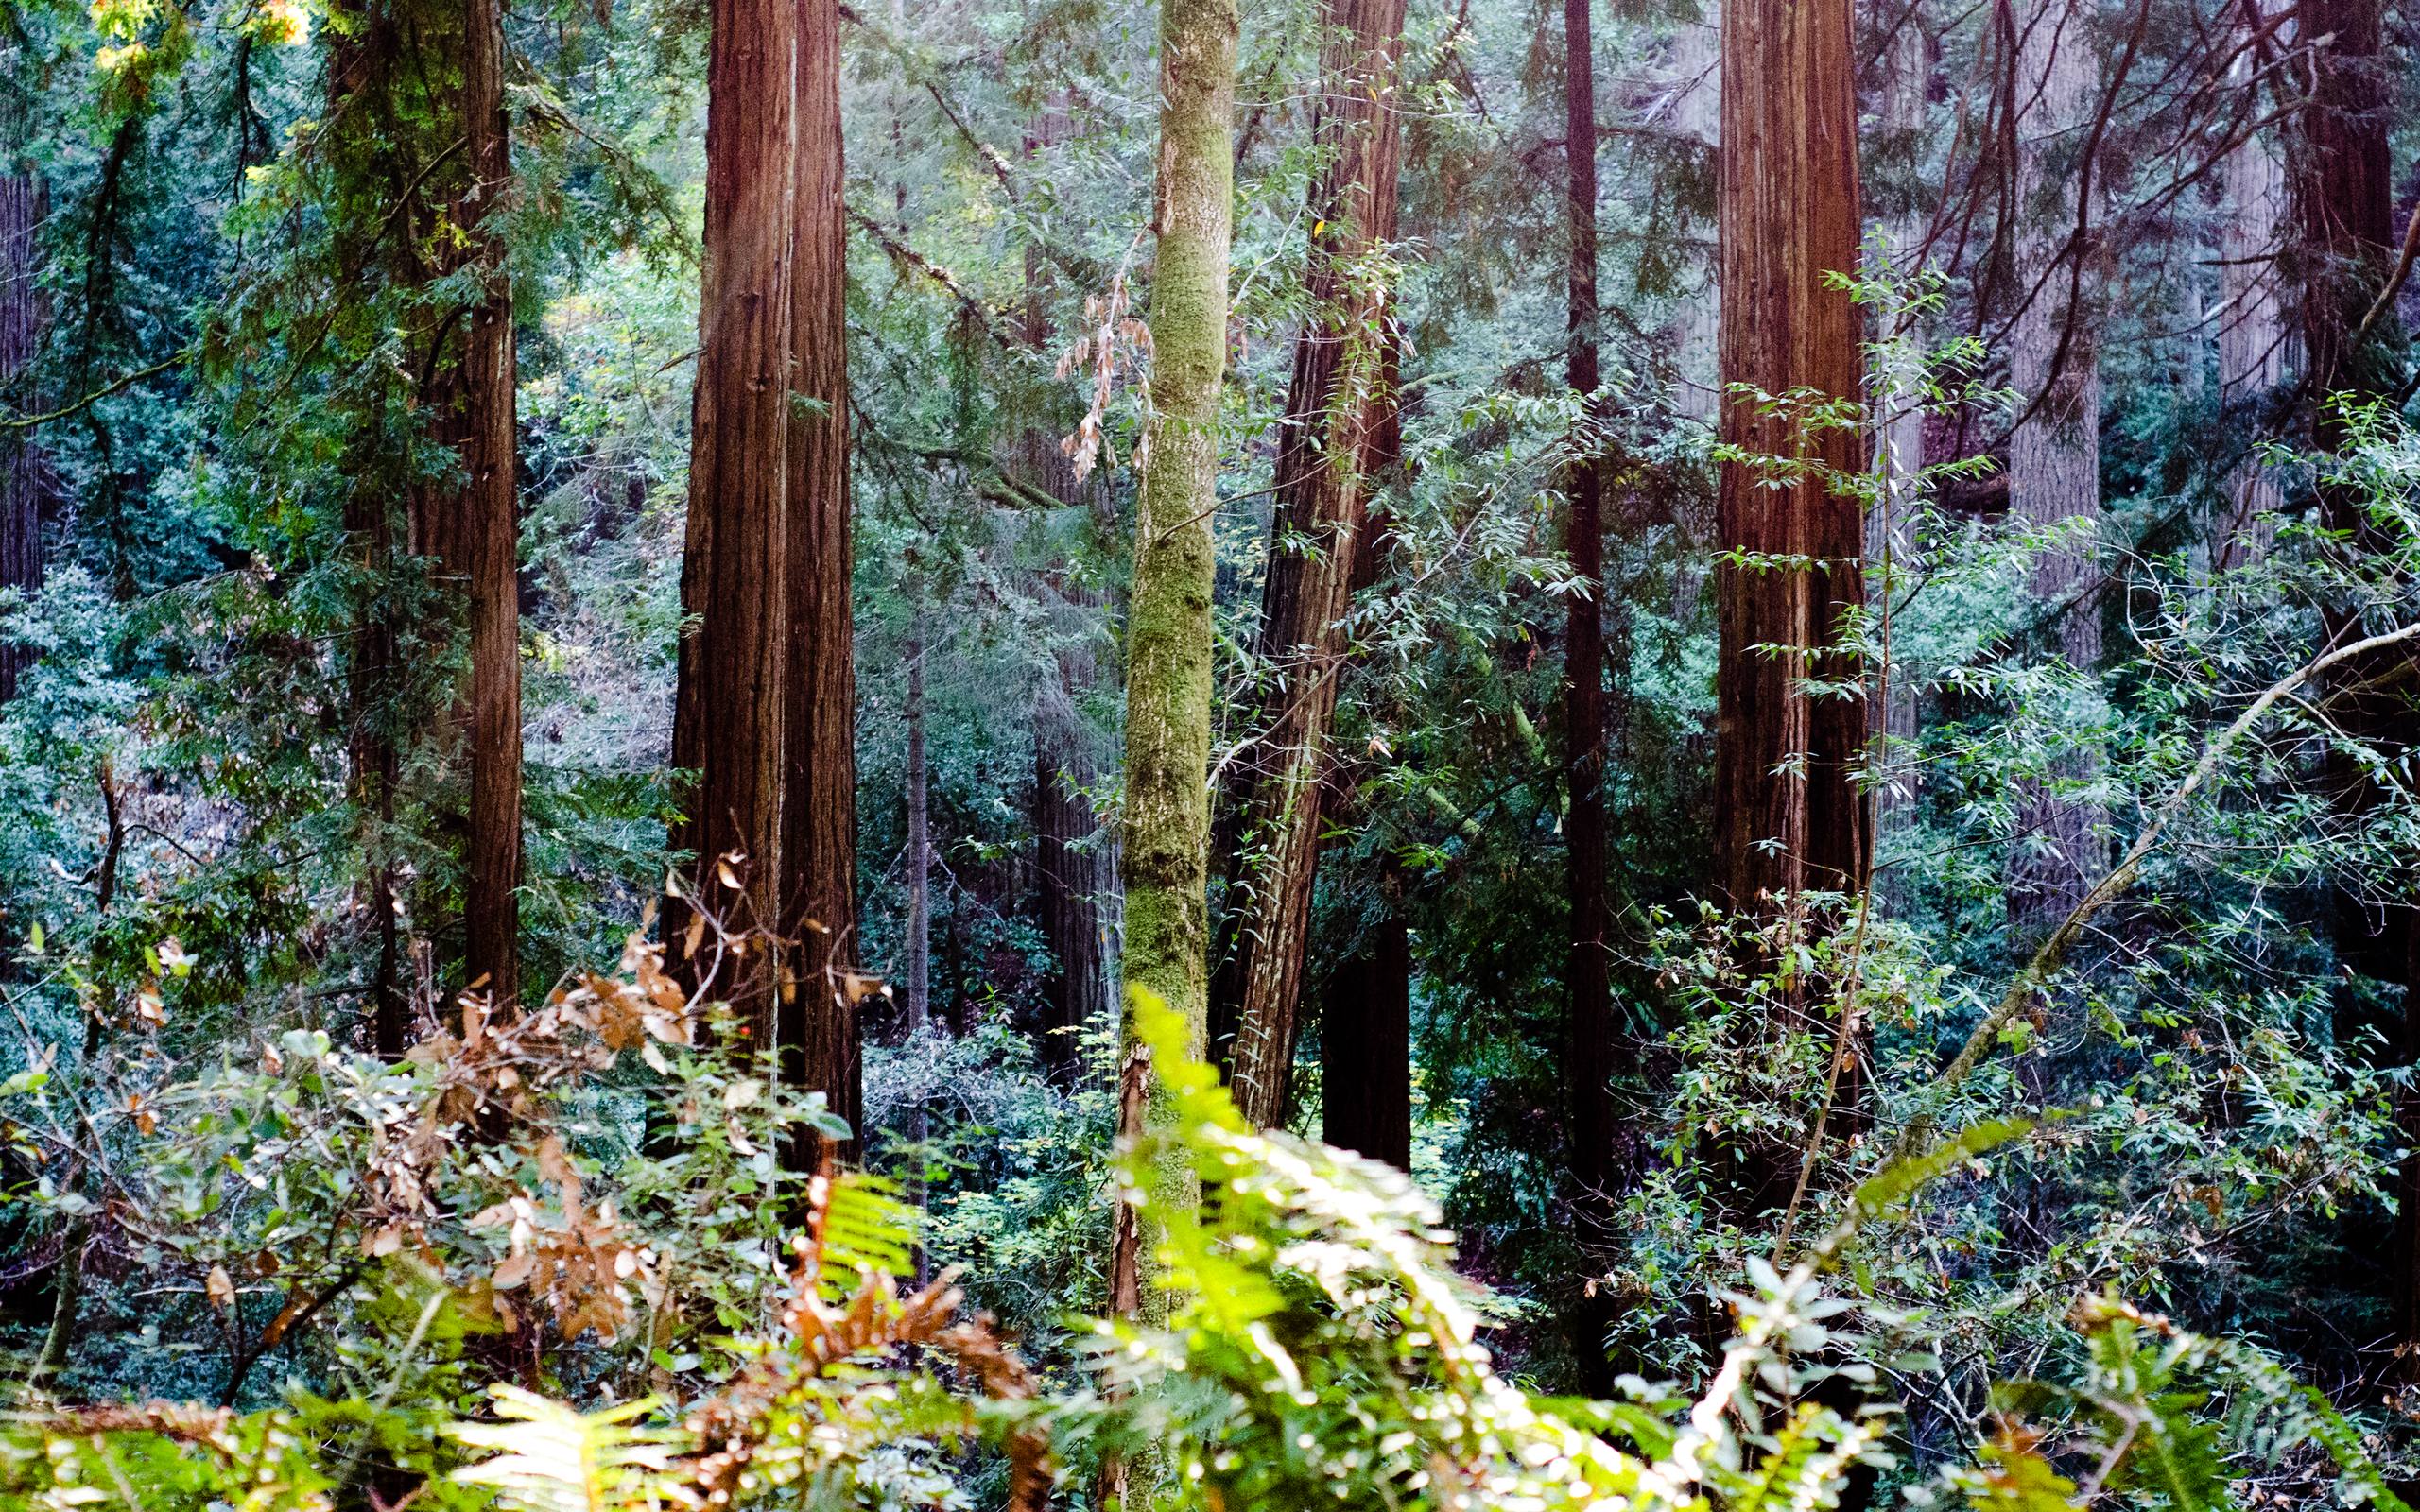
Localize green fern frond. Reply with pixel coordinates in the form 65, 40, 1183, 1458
816, 1171, 919, 1297
451, 1385, 678, 1512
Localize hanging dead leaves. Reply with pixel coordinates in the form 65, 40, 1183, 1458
357, 930, 698, 1343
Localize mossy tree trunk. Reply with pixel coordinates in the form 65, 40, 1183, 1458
1110, 0, 1237, 1348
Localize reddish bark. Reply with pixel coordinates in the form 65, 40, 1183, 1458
1214, 0, 1407, 1131
670, 0, 797, 1024
457, 0, 523, 1005
780, 0, 861, 1153
1710, 0, 1869, 912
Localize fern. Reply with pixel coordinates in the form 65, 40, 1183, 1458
451, 1386, 679, 1512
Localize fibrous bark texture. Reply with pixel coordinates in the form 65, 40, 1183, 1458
456, 0, 523, 1005
2215, 7, 2286, 568
1216, 0, 1405, 1132
1711, 0, 1869, 910
670, 0, 797, 1024
780, 0, 861, 1149
2005, 0, 2105, 938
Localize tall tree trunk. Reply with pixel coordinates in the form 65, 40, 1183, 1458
1110, 0, 1236, 1367
780, 0, 860, 1155
2213, 7, 2286, 570
904, 609, 930, 1034
1214, 0, 1406, 1131
2288, 0, 2420, 1380
1869, 9, 1925, 856
1322, 877, 1410, 1169
1034, 642, 1109, 1083
0, 168, 41, 705
1711, 0, 1869, 912
1562, 0, 1618, 1200
2004, 0, 2105, 940
458, 0, 523, 1005
330, 12, 407, 1055
669, 0, 796, 1024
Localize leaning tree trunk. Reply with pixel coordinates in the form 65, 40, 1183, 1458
780, 0, 860, 1158
457, 0, 523, 1005
1109, 0, 1236, 1361
669, 0, 796, 1022
1711, 0, 1869, 913
1215, 0, 1406, 1132
2004, 0, 2105, 943
0, 166, 41, 705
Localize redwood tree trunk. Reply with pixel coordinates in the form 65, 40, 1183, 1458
2004, 0, 2104, 941
670, 0, 796, 1023
458, 0, 523, 1005
1562, 0, 1617, 1202
2214, 4, 2285, 569
781, 0, 860, 1151
1216, 0, 1406, 1131
1711, 0, 1869, 912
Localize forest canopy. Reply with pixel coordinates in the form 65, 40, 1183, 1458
0, 0, 2416, 1501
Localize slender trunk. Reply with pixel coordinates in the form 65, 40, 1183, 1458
1115, 0, 1236, 1344
458, 0, 522, 1005
330, 12, 406, 1056
1322, 881, 1410, 1169
904, 610, 930, 1034
2005, 0, 2105, 940
0, 169, 41, 705
669, 0, 797, 1023
1869, 11, 1925, 854
1562, 0, 1620, 1212
2213, 5, 2286, 570
1711, 0, 1869, 912
1216, 0, 1406, 1131
780, 0, 860, 1158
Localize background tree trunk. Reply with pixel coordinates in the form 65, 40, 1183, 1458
1711, 0, 1869, 912
2004, 0, 2105, 939
1563, 0, 1625, 1398
1216, 0, 1406, 1132
781, 0, 861, 1155
0, 167, 41, 706
2214, 4, 2286, 570
669, 0, 796, 1025
458, 0, 523, 1005
1321, 879, 1410, 1170
1033, 638, 1109, 1083
904, 607, 930, 1034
